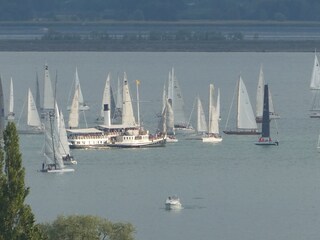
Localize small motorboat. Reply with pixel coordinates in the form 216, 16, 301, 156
165, 196, 182, 210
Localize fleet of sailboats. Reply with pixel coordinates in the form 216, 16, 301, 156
0, 60, 288, 173
107, 76, 166, 148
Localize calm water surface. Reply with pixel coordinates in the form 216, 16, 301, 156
1, 52, 319, 240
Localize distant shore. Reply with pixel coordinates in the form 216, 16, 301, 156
0, 39, 319, 52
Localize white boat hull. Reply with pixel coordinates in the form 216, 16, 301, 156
310, 112, 320, 118
108, 138, 166, 148
202, 136, 223, 143
165, 196, 182, 210
40, 168, 75, 173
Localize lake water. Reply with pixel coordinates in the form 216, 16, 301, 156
1, 52, 319, 240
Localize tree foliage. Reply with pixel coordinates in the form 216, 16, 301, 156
40, 215, 135, 240
0, 122, 43, 239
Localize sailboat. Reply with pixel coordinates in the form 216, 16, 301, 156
168, 67, 194, 133
41, 110, 75, 173
202, 84, 222, 142
224, 76, 260, 135
185, 96, 207, 140
55, 104, 77, 165
255, 84, 279, 146
6, 77, 15, 121
67, 67, 89, 111
255, 65, 280, 123
309, 52, 320, 118
18, 89, 44, 134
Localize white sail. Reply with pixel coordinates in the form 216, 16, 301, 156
216, 88, 221, 120
255, 66, 279, 120
208, 84, 219, 134
171, 68, 187, 125
9, 78, 13, 114
43, 64, 55, 110
74, 67, 84, 106
158, 101, 167, 134
196, 97, 207, 133
35, 72, 41, 112
68, 85, 80, 128
116, 76, 122, 109
56, 107, 70, 157
161, 82, 167, 114
121, 73, 136, 126
237, 76, 258, 130
100, 73, 111, 118
167, 70, 173, 104
27, 89, 42, 128
44, 112, 64, 169
256, 66, 264, 118
166, 99, 175, 134
310, 53, 320, 90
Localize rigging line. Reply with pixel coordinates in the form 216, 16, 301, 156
274, 118, 279, 140
17, 93, 26, 127
187, 97, 197, 127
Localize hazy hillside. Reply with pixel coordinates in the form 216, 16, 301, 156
1, 0, 320, 22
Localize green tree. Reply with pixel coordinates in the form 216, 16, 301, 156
40, 215, 135, 240
0, 122, 43, 239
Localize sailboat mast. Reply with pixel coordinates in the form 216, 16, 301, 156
236, 77, 241, 129
136, 80, 140, 127
261, 84, 270, 138
49, 112, 57, 169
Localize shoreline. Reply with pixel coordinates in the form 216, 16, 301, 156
0, 39, 319, 52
